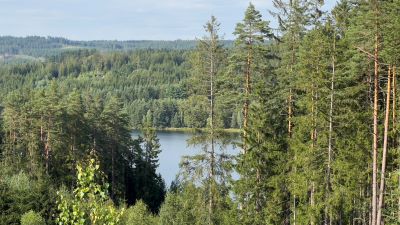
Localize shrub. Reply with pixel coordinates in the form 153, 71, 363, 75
20, 210, 46, 225
120, 200, 157, 225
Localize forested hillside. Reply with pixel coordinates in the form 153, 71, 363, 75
0, 36, 233, 59
1, 0, 400, 225
0, 48, 241, 129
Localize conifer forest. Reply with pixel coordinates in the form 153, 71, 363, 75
0, 0, 400, 224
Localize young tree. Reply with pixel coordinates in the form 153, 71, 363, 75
120, 200, 157, 225
181, 16, 233, 224
20, 210, 46, 225
56, 157, 124, 225
131, 126, 165, 213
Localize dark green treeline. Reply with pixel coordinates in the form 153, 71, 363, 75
0, 49, 242, 129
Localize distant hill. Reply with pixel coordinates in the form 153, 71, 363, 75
0, 36, 234, 60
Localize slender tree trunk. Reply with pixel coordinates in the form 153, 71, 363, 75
288, 88, 292, 137
376, 67, 391, 225
293, 193, 296, 225
209, 135, 215, 224
243, 48, 252, 154
393, 65, 400, 223
389, 65, 400, 222
289, 84, 296, 225
371, 22, 379, 225
366, 55, 373, 225
326, 39, 336, 225
208, 28, 216, 224
311, 181, 315, 225
45, 130, 50, 174
111, 144, 115, 199
288, 33, 296, 139
40, 119, 43, 142
393, 65, 396, 137
310, 82, 317, 225
289, 34, 296, 224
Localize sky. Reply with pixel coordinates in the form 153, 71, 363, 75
0, 0, 337, 41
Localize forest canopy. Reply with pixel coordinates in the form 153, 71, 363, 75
1, 0, 400, 224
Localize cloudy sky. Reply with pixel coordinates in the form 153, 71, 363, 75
0, 0, 337, 40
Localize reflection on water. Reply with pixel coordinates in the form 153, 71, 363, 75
131, 130, 240, 186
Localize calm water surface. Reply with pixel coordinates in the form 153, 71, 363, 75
131, 130, 239, 186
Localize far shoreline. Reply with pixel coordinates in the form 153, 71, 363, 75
132, 127, 242, 133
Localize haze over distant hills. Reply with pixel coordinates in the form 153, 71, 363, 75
0, 36, 234, 59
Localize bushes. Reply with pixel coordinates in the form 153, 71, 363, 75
20, 210, 46, 225
56, 158, 124, 225
0, 171, 56, 224
120, 201, 157, 225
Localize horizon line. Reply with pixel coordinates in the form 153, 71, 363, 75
0, 35, 235, 42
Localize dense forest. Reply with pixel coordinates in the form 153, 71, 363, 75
1, 0, 400, 224
0, 36, 233, 60
0, 48, 243, 129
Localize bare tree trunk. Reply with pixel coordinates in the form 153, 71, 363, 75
393, 65, 400, 223
288, 88, 292, 137
287, 48, 296, 225
326, 39, 336, 225
243, 46, 252, 154
209, 136, 215, 224
311, 181, 315, 225
393, 65, 396, 138
376, 67, 391, 225
288, 68, 295, 225
371, 22, 379, 225
290, 34, 296, 225
288, 33, 296, 139
293, 193, 296, 225
310, 82, 317, 225
112, 145, 115, 198
40, 119, 44, 142
45, 130, 50, 174
208, 26, 216, 224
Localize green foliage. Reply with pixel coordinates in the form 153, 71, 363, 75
21, 210, 46, 225
0, 36, 234, 60
56, 158, 124, 225
180, 16, 236, 225
0, 83, 166, 222
0, 0, 400, 224
159, 184, 208, 225
120, 200, 157, 225
230, 3, 280, 224
230, 2, 273, 84
0, 168, 56, 224
0, 170, 57, 225
131, 127, 166, 213
0, 48, 240, 129
180, 95, 208, 128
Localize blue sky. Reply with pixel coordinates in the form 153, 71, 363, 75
0, 0, 337, 40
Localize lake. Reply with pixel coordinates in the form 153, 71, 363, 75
131, 130, 240, 186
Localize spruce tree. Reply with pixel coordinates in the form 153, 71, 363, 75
181, 16, 233, 224
132, 126, 165, 213
233, 45, 286, 224
231, 4, 281, 224
100, 96, 133, 201
230, 3, 273, 152
270, 2, 310, 221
